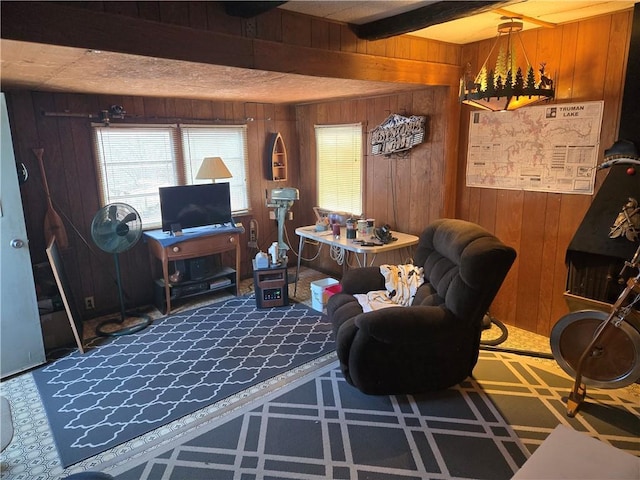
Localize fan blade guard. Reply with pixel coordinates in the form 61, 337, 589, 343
91, 203, 142, 253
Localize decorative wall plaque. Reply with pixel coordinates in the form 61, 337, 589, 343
370, 114, 426, 155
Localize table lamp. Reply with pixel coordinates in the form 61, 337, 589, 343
196, 156, 232, 182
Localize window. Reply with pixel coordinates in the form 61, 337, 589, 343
93, 124, 249, 228
181, 125, 249, 212
315, 123, 363, 215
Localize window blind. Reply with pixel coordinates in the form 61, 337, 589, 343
93, 125, 179, 228
181, 125, 250, 213
315, 123, 363, 215
93, 124, 250, 229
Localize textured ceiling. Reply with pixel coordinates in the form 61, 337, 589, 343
0, 1, 634, 104
0, 40, 425, 105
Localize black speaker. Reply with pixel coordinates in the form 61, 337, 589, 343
188, 258, 210, 280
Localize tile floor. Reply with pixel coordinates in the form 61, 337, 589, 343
0, 266, 638, 480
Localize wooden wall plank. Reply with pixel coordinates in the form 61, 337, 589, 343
535, 16, 564, 93
186, 2, 208, 30
328, 23, 341, 51
409, 37, 428, 61
6, 94, 44, 258
2, 3, 632, 337
206, 2, 243, 36
281, 11, 312, 47
392, 93, 415, 233
395, 36, 413, 60
255, 8, 282, 42
538, 194, 562, 335
102, 1, 139, 17
513, 191, 546, 331
371, 97, 392, 224
158, 1, 190, 26
557, 23, 579, 101
601, 11, 632, 155
137, 1, 160, 22
425, 89, 445, 223
573, 16, 611, 100
366, 39, 386, 57
311, 19, 330, 50
491, 190, 523, 326
549, 194, 590, 324
455, 13, 631, 336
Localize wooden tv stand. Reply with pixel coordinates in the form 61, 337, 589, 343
144, 226, 241, 314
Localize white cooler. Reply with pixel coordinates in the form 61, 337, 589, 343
310, 278, 339, 312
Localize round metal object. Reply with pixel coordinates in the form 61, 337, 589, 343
10, 239, 24, 249
498, 19, 523, 34
551, 310, 640, 389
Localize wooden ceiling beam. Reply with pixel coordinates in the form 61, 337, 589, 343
492, 7, 557, 28
349, 0, 509, 40
0, 2, 255, 69
0, 1, 461, 91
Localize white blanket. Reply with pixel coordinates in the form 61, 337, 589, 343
354, 264, 424, 313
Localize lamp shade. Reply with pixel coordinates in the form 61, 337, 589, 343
196, 157, 232, 180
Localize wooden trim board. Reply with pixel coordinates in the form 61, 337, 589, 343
46, 238, 84, 354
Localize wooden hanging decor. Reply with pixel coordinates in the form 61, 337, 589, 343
268, 132, 288, 181
33, 148, 69, 248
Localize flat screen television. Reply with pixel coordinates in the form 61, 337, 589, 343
159, 183, 233, 232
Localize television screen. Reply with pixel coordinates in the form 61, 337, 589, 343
159, 183, 233, 232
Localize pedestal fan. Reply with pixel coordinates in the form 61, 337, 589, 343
91, 203, 151, 336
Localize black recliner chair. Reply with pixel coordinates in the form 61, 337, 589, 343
326, 218, 517, 394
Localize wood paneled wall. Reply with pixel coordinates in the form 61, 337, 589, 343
294, 88, 454, 275
6, 85, 451, 319
2, 1, 463, 321
2, 2, 634, 338
1, 2, 462, 86
5, 91, 298, 318
455, 10, 633, 336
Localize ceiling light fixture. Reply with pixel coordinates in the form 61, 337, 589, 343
459, 17, 555, 112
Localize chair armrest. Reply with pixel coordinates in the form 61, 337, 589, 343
354, 305, 453, 344
340, 266, 384, 294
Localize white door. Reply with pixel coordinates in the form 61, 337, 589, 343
0, 93, 46, 378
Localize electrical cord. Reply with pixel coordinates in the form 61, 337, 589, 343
479, 312, 509, 346
247, 218, 260, 251
480, 344, 555, 360
390, 158, 398, 225
330, 244, 345, 265
479, 312, 555, 359
292, 239, 325, 262
283, 225, 325, 262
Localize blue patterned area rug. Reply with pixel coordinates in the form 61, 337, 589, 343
105, 351, 639, 480
32, 295, 333, 467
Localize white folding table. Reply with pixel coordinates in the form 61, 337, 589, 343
294, 225, 419, 295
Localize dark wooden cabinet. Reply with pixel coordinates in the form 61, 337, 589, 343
153, 265, 236, 314
145, 229, 241, 314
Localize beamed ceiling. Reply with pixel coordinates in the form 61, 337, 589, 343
0, 1, 635, 104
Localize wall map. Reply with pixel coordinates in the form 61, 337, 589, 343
466, 101, 604, 195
